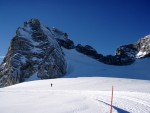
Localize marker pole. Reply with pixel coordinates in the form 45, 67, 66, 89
110, 86, 114, 113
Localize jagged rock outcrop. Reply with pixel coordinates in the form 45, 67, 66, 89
100, 54, 135, 65
75, 44, 135, 65
101, 35, 150, 65
0, 19, 67, 87
115, 35, 150, 59
76, 44, 103, 59
98, 43, 139, 65
136, 35, 150, 58
75, 35, 150, 65
74, 44, 134, 65
109, 44, 137, 65
116, 44, 138, 59
51, 28, 75, 49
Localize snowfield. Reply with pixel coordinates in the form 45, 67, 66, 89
0, 48, 150, 113
0, 78, 150, 113
63, 48, 150, 80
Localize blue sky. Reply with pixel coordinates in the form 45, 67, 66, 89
0, 0, 150, 61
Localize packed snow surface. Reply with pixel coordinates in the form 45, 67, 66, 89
0, 48, 150, 113
0, 78, 150, 113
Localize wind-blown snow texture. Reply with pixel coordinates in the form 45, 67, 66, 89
0, 48, 150, 113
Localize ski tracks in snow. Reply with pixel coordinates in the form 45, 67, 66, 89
59, 90, 150, 113
0, 89, 150, 113
90, 91, 150, 113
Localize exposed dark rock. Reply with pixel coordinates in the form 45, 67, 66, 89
75, 35, 150, 65
116, 44, 138, 59
0, 19, 67, 87
115, 35, 150, 59
100, 55, 135, 66
135, 35, 150, 58
75, 44, 136, 66
104, 44, 138, 65
75, 44, 103, 59
51, 28, 75, 49
57, 38, 75, 49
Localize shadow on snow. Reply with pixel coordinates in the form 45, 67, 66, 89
97, 100, 130, 113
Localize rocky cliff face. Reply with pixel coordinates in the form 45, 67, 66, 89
0, 19, 67, 87
136, 35, 150, 58
75, 44, 103, 60
51, 28, 75, 49
115, 35, 150, 59
116, 44, 138, 59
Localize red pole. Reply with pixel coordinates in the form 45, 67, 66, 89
110, 86, 114, 113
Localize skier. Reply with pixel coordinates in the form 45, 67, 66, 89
51, 83, 53, 87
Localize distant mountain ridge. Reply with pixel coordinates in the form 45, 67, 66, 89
0, 19, 150, 87
50, 27, 150, 65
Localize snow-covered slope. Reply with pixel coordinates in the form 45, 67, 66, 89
0, 48, 150, 113
63, 48, 150, 80
0, 77, 150, 113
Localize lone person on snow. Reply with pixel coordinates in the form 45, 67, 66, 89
51, 83, 53, 87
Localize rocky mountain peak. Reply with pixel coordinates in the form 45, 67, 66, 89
29, 18, 40, 26
0, 19, 67, 87
23, 18, 41, 30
